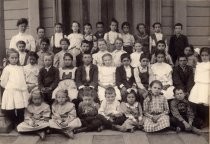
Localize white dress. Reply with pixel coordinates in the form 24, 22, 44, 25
1, 65, 29, 110
92, 50, 110, 66
189, 62, 210, 105
130, 51, 143, 67
98, 66, 121, 101
111, 49, 127, 67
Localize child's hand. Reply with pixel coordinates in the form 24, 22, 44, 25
33, 114, 41, 119
60, 121, 68, 128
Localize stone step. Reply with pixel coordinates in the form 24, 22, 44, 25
12, 135, 39, 144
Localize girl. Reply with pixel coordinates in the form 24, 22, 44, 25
24, 52, 40, 93
119, 90, 144, 132
150, 50, 174, 100
183, 45, 199, 69
189, 47, 210, 126
17, 88, 50, 140
130, 42, 143, 67
49, 89, 81, 139
52, 53, 78, 102
143, 80, 170, 132
98, 53, 121, 101
1, 48, 29, 127
104, 19, 122, 52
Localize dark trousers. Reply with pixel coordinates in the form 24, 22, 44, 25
53, 47, 62, 54
41, 92, 54, 105
80, 115, 102, 131
3, 108, 25, 126
123, 46, 133, 55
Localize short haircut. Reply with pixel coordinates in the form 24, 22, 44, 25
121, 21, 130, 29
174, 23, 183, 29
40, 37, 50, 45
82, 51, 92, 57
36, 26, 45, 33
136, 23, 146, 31
28, 51, 39, 60
105, 86, 116, 95
177, 54, 188, 61
155, 50, 166, 57
81, 40, 91, 46
157, 40, 166, 47
60, 38, 70, 45
17, 18, 28, 26
114, 37, 123, 44
84, 23, 92, 29
121, 53, 131, 62
96, 21, 104, 27
152, 22, 161, 28
63, 53, 73, 60
102, 53, 112, 60
44, 52, 54, 60
97, 38, 107, 45
16, 40, 26, 47
173, 87, 186, 94
6, 48, 19, 59
82, 87, 94, 98
140, 53, 150, 61
54, 22, 63, 27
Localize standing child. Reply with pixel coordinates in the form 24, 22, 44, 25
143, 80, 170, 132
49, 90, 81, 139
24, 52, 40, 92
50, 23, 66, 54
121, 22, 135, 54
38, 53, 59, 105
1, 49, 29, 127
17, 88, 50, 140
104, 19, 122, 52
183, 45, 198, 70
52, 53, 78, 102
16, 40, 29, 66
130, 42, 144, 67
94, 21, 105, 40
119, 90, 144, 132
76, 40, 91, 67
54, 38, 71, 68
116, 53, 137, 101
98, 53, 121, 101
35, 26, 46, 52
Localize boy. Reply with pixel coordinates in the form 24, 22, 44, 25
76, 40, 91, 67
172, 55, 194, 94
94, 21, 105, 40
169, 23, 189, 64
37, 38, 53, 67
38, 53, 59, 105
170, 88, 202, 135
36, 26, 46, 52
16, 40, 29, 66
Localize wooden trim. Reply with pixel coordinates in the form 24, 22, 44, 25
150, 0, 162, 26
0, 0, 6, 67
174, 0, 187, 34
127, 0, 133, 32
82, 0, 89, 25
28, 0, 40, 38
57, 0, 63, 23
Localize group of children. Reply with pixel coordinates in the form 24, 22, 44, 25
0, 17, 209, 140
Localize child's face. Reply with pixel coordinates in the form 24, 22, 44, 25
110, 22, 117, 31
140, 58, 149, 67
105, 92, 116, 103
96, 24, 104, 32
115, 40, 123, 50
18, 23, 27, 33
184, 47, 192, 55
175, 89, 185, 101
83, 96, 93, 105
83, 54, 92, 65
17, 44, 26, 52
122, 57, 131, 67
32, 94, 42, 105
60, 41, 69, 51
8, 53, 19, 65
56, 92, 67, 105
72, 23, 79, 32
127, 93, 136, 105
84, 25, 92, 34
157, 43, 166, 51
201, 51, 210, 62
103, 55, 112, 66
29, 56, 37, 65
138, 25, 145, 33
64, 56, 73, 67
81, 43, 90, 52
151, 83, 162, 95
37, 29, 45, 38
40, 42, 49, 51
122, 25, 129, 33
134, 43, 142, 52
156, 54, 165, 63
98, 41, 107, 51
55, 24, 62, 33
154, 24, 161, 33
178, 57, 187, 67
174, 26, 182, 35
44, 55, 53, 67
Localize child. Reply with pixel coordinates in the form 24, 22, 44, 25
76, 40, 91, 67
134, 23, 149, 55
49, 90, 81, 139
183, 45, 198, 69
1, 48, 29, 127
169, 23, 189, 64
92, 39, 109, 66
94, 21, 105, 40
170, 88, 202, 135
130, 42, 143, 67
134, 53, 151, 104
17, 88, 50, 140
52, 53, 78, 102
50, 23, 66, 54
116, 53, 137, 101
97, 87, 126, 131
24, 52, 40, 92
150, 40, 173, 65
149, 22, 167, 55
121, 22, 135, 54
9, 18, 36, 52
16, 40, 29, 66
38, 53, 59, 105
98, 53, 121, 101
112, 38, 127, 67
37, 38, 54, 67
119, 90, 144, 132
54, 38, 71, 68
35, 26, 46, 52
172, 55, 194, 94
104, 19, 122, 52
75, 90, 103, 133
143, 80, 170, 132
189, 47, 210, 125
150, 50, 174, 100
